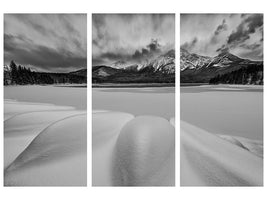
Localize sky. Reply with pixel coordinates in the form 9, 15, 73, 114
181, 14, 263, 61
92, 14, 175, 66
4, 14, 87, 72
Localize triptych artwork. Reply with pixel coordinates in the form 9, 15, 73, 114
3, 13, 263, 186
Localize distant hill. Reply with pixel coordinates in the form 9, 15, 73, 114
69, 68, 87, 77
180, 48, 263, 84
4, 60, 87, 85
92, 49, 175, 84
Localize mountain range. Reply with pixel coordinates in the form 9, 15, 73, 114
92, 50, 175, 84
180, 48, 263, 83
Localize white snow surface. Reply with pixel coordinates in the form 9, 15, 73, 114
4, 100, 87, 186
93, 112, 175, 186
181, 121, 263, 186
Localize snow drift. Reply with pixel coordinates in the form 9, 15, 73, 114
93, 112, 175, 186
181, 121, 263, 186
4, 100, 87, 186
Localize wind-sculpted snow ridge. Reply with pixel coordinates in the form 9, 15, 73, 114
4, 100, 87, 186
181, 121, 263, 186
4, 110, 86, 169
93, 111, 135, 186
93, 111, 175, 186
113, 116, 175, 186
218, 135, 263, 158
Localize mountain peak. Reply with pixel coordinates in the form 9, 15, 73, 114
180, 49, 263, 83
111, 60, 128, 69
215, 51, 243, 63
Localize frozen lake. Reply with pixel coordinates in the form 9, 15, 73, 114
92, 87, 175, 119
181, 85, 263, 140
4, 85, 87, 110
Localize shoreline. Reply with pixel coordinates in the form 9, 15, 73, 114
92, 83, 175, 88
4, 83, 87, 87
181, 83, 263, 87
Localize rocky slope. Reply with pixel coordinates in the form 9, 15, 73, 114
93, 50, 175, 84
180, 49, 263, 83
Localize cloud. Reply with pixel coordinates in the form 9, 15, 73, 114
210, 19, 228, 45
216, 44, 229, 53
181, 14, 263, 60
241, 14, 249, 18
214, 19, 228, 36
227, 14, 263, 47
213, 14, 263, 60
4, 34, 86, 72
92, 14, 175, 66
240, 42, 261, 50
181, 37, 198, 52
4, 14, 86, 72
239, 48, 263, 61
132, 39, 161, 61
93, 39, 164, 66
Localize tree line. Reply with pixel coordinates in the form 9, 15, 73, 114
209, 64, 263, 85
4, 61, 86, 85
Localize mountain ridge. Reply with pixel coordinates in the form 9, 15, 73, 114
92, 49, 175, 84
180, 48, 263, 83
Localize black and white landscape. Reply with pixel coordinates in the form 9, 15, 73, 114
4, 14, 87, 186
92, 14, 175, 86
181, 48, 263, 84
92, 48, 174, 85
180, 14, 263, 186
92, 14, 175, 186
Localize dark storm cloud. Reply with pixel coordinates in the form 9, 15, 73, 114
227, 14, 263, 46
181, 37, 198, 51
93, 39, 164, 66
132, 39, 161, 60
181, 14, 263, 60
92, 14, 175, 66
215, 14, 263, 60
4, 34, 86, 72
4, 14, 86, 72
210, 19, 228, 45
214, 19, 227, 36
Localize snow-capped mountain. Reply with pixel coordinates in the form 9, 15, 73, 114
205, 52, 244, 68
92, 50, 175, 83
94, 50, 175, 75
108, 49, 175, 74
111, 60, 128, 69
180, 48, 263, 83
138, 49, 175, 74
180, 48, 211, 71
